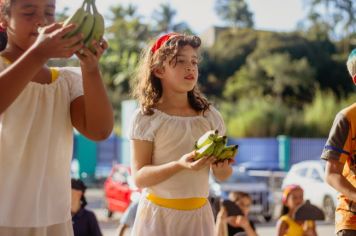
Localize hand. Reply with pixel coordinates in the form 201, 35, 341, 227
216, 206, 228, 222
177, 151, 216, 171
75, 38, 108, 73
31, 23, 83, 60
211, 159, 233, 176
235, 215, 250, 229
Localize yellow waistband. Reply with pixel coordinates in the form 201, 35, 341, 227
146, 193, 207, 211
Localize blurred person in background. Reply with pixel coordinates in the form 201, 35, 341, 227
71, 179, 102, 236
321, 48, 356, 236
276, 184, 317, 236
215, 191, 257, 236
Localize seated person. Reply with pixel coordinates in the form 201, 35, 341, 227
71, 178, 102, 236
215, 191, 257, 236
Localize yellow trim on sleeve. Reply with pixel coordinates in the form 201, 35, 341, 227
50, 67, 59, 82
146, 193, 207, 210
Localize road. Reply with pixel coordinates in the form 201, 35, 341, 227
86, 188, 335, 236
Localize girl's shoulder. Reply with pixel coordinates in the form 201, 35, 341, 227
57, 67, 82, 80
203, 106, 226, 135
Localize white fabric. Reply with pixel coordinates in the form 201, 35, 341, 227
131, 196, 215, 236
0, 58, 83, 227
129, 107, 226, 199
128, 106, 225, 235
0, 220, 74, 236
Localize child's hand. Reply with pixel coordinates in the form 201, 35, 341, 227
234, 215, 250, 229
75, 38, 108, 73
211, 159, 233, 181
216, 206, 228, 222
31, 23, 83, 59
177, 151, 216, 171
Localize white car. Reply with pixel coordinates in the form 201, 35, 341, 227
282, 160, 338, 222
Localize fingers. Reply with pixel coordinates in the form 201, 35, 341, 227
40, 22, 63, 34
55, 23, 78, 38
64, 33, 83, 48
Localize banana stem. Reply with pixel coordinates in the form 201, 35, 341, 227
80, 0, 87, 9
91, 0, 98, 14
85, 0, 91, 13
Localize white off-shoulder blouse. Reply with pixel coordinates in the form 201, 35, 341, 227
129, 107, 226, 199
0, 57, 83, 227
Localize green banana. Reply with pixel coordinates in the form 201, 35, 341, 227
195, 130, 218, 149
77, 2, 95, 43
195, 142, 216, 160
217, 145, 238, 160
212, 136, 227, 157
85, 0, 105, 53
62, 0, 87, 38
214, 135, 226, 143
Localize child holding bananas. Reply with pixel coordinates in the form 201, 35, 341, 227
0, 0, 113, 235
129, 32, 233, 236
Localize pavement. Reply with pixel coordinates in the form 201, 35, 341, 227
86, 188, 335, 236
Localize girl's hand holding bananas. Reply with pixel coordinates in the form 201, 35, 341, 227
177, 151, 216, 171
75, 38, 108, 73
211, 158, 233, 181
31, 23, 83, 60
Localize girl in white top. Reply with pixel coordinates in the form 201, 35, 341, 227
129, 32, 233, 236
0, 0, 113, 235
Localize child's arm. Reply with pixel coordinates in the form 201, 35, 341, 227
211, 159, 233, 182
276, 219, 289, 236
70, 40, 114, 141
131, 139, 215, 188
0, 23, 82, 114
214, 207, 228, 236
234, 216, 257, 236
325, 159, 356, 201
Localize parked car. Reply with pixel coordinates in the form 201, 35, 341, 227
104, 164, 141, 218
213, 166, 273, 222
282, 160, 338, 222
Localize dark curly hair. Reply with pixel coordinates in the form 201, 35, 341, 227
0, 0, 12, 51
132, 33, 210, 115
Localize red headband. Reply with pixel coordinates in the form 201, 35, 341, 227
151, 32, 180, 54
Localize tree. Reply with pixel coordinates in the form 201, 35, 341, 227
99, 4, 151, 124
305, 0, 355, 43
223, 53, 316, 108
151, 3, 192, 34
214, 0, 254, 28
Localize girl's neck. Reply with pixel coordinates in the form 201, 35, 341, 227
156, 92, 199, 116
159, 92, 190, 109
1, 44, 27, 62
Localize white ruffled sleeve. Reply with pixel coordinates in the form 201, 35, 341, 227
61, 67, 84, 102
206, 106, 226, 135
129, 109, 156, 141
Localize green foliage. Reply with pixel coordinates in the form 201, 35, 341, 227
221, 98, 291, 137
215, 0, 254, 28
223, 52, 316, 108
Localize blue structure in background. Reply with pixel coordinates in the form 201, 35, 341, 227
72, 100, 328, 178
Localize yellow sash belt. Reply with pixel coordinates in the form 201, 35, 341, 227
146, 193, 207, 211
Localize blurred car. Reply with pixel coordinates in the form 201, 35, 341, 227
104, 164, 141, 218
282, 160, 338, 222
213, 166, 273, 222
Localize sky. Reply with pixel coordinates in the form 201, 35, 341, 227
57, 0, 307, 34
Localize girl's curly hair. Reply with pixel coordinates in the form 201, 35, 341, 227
0, 0, 11, 51
132, 33, 210, 115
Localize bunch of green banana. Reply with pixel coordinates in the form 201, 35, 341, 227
62, 0, 105, 53
194, 130, 238, 161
